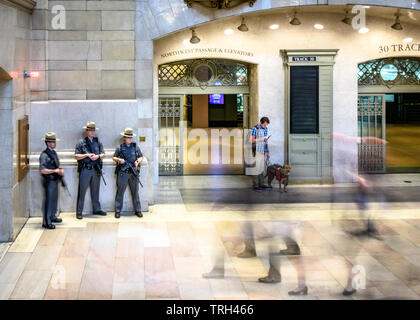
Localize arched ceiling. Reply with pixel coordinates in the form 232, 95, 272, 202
0, 0, 36, 14
148, 0, 420, 39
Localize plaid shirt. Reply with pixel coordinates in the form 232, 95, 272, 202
251, 124, 269, 154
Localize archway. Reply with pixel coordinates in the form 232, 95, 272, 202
158, 58, 258, 175
357, 57, 420, 173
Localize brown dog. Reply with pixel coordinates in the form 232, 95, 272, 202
266, 164, 292, 192
279, 165, 291, 192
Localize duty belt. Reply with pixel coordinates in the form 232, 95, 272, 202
82, 164, 94, 170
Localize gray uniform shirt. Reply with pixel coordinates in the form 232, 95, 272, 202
39, 149, 59, 171
75, 137, 104, 156
113, 143, 142, 162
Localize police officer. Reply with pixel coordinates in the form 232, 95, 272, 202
74, 121, 106, 219
39, 132, 64, 229
112, 128, 144, 219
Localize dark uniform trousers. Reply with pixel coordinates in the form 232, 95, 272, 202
115, 171, 141, 212
42, 176, 59, 225
76, 167, 102, 214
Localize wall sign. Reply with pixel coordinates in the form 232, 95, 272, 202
160, 48, 254, 59
292, 57, 317, 62
379, 43, 420, 54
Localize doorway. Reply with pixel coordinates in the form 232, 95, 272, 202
357, 57, 420, 173
183, 93, 246, 175
158, 58, 254, 176
386, 93, 420, 172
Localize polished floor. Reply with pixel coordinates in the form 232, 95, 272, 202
1, 175, 420, 300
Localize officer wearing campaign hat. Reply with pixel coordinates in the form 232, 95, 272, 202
39, 132, 64, 229
112, 128, 144, 219
74, 121, 106, 219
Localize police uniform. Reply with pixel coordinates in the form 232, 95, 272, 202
39, 132, 62, 229
75, 122, 106, 219
114, 128, 143, 218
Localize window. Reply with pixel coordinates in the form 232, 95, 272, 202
158, 59, 249, 87
290, 66, 319, 134
358, 57, 420, 86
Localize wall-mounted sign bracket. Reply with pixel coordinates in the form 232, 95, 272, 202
184, 0, 255, 10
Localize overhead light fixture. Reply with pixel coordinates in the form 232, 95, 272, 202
341, 9, 352, 25
190, 28, 200, 44
290, 11, 301, 26
403, 37, 413, 43
224, 28, 234, 35
237, 16, 248, 32
359, 27, 369, 34
391, 10, 403, 30
314, 24, 324, 30
269, 24, 279, 30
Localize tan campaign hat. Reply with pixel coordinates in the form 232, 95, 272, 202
83, 121, 99, 131
120, 128, 136, 137
42, 132, 60, 142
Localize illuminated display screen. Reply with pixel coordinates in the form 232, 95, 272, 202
209, 94, 224, 104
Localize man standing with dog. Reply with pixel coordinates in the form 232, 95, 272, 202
250, 116, 271, 191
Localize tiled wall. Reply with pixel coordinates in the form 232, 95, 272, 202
31, 0, 136, 100
28, 100, 152, 216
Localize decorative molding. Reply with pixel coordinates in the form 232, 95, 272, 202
0, 0, 36, 14
184, 0, 255, 10
159, 59, 249, 89
0, 67, 12, 81
358, 57, 420, 87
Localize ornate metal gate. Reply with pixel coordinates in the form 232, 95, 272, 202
159, 96, 183, 175
358, 95, 386, 173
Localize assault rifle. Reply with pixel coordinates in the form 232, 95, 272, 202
123, 161, 143, 188
79, 138, 107, 185
56, 171, 72, 197
94, 163, 107, 186
44, 149, 71, 197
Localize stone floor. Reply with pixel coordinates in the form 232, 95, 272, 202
1, 175, 420, 300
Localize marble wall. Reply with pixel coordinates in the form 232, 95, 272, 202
29, 1, 155, 217
31, 0, 137, 100
0, 3, 32, 241
28, 100, 152, 217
